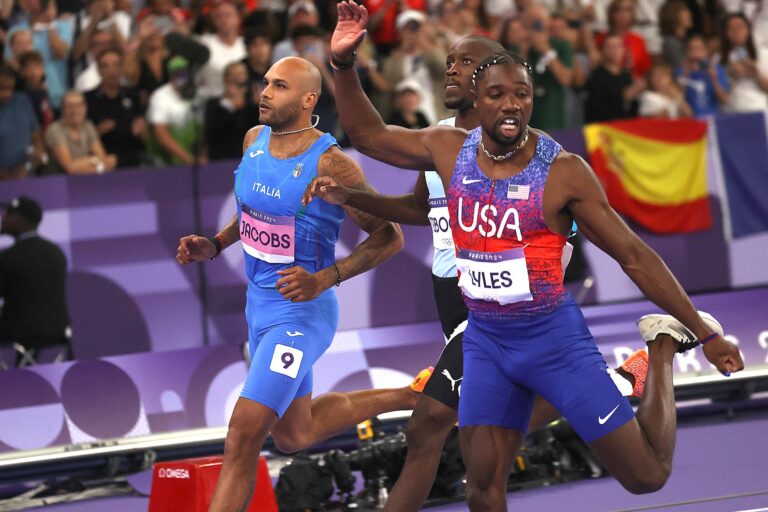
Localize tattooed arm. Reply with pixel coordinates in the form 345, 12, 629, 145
275, 146, 404, 301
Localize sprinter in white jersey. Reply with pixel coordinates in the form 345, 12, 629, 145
304, 35, 650, 512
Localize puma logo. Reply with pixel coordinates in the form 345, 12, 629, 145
442, 369, 463, 392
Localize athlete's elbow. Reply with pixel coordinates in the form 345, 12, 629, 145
381, 222, 405, 255
617, 242, 644, 275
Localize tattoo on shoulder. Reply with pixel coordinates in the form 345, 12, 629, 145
320, 154, 362, 184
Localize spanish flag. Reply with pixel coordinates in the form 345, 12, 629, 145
584, 119, 712, 234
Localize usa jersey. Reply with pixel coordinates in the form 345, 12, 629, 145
447, 128, 567, 318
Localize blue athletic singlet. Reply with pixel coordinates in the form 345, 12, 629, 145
234, 127, 344, 417
426, 117, 457, 278
448, 129, 634, 443
234, 127, 345, 288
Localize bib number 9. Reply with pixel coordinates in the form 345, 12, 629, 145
269, 344, 304, 378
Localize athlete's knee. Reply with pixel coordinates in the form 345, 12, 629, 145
405, 402, 455, 448
619, 465, 670, 494
465, 479, 506, 510
224, 419, 269, 461
271, 430, 312, 454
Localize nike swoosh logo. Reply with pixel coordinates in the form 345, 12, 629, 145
598, 404, 621, 425
462, 177, 482, 185
250, 150, 264, 157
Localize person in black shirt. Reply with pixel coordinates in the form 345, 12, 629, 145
85, 47, 147, 168
17, 51, 55, 131
0, 196, 70, 366
585, 33, 645, 123
204, 61, 260, 161
241, 26, 272, 101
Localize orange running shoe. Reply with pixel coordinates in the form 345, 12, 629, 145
621, 349, 649, 399
409, 367, 434, 393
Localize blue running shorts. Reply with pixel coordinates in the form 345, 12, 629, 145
240, 283, 339, 417
458, 294, 634, 443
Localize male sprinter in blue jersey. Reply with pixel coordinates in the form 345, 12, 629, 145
304, 34, 648, 512
323, 3, 743, 510
176, 56, 429, 512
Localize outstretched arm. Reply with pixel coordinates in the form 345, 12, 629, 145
176, 126, 263, 264
302, 171, 431, 226
559, 154, 743, 374
275, 146, 405, 301
331, 1, 442, 170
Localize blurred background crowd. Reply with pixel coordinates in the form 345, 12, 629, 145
1, 0, 767, 178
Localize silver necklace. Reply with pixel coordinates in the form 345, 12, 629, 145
272, 115, 320, 136
479, 128, 529, 162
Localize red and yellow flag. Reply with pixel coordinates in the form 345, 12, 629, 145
583, 118, 712, 233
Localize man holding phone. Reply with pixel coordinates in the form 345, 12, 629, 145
502, 5, 573, 130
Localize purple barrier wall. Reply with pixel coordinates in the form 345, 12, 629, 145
1, 287, 766, 453
1, 140, 766, 356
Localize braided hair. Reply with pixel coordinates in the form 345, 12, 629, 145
471, 51, 534, 91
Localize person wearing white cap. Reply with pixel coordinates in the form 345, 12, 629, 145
381, 9, 448, 123
388, 78, 430, 128
272, 1, 321, 62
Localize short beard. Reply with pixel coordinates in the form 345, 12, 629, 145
264, 102, 302, 130
485, 122, 524, 148
444, 97, 473, 111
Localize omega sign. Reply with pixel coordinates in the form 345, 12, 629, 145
158, 468, 190, 479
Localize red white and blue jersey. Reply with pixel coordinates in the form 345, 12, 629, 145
447, 128, 567, 319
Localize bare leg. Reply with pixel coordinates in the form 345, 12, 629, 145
588, 334, 678, 493
271, 386, 419, 453
382, 363, 638, 511
383, 395, 457, 512
209, 398, 278, 512
460, 425, 522, 512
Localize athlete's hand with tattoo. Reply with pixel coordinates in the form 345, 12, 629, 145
275, 266, 332, 302
176, 235, 217, 264
302, 176, 351, 206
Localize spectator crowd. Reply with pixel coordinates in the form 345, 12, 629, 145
1, 0, 767, 178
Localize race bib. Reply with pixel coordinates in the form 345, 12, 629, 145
428, 197, 453, 250
269, 344, 303, 379
456, 247, 533, 305
239, 202, 295, 263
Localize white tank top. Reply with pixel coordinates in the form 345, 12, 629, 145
426, 117, 457, 278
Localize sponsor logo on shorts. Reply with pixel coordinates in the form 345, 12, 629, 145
598, 403, 621, 425
442, 369, 463, 393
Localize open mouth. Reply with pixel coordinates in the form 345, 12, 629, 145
499, 116, 521, 138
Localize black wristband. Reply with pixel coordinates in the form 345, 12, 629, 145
207, 236, 222, 259
333, 263, 342, 287
330, 52, 357, 71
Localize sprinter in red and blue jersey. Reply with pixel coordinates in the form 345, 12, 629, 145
328, 3, 743, 510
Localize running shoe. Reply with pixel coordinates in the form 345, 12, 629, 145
620, 349, 649, 399
637, 311, 723, 353
409, 367, 434, 392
